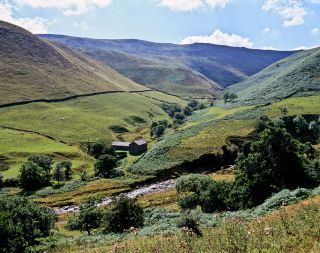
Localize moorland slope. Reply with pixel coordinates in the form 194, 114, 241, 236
0, 21, 146, 105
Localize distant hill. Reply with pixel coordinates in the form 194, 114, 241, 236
39, 34, 294, 98
226, 47, 320, 105
0, 21, 146, 105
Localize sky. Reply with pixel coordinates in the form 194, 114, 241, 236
0, 0, 320, 50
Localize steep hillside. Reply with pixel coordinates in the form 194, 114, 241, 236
0, 21, 146, 105
227, 47, 320, 105
39, 34, 294, 97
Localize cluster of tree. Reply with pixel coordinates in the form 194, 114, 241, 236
82, 141, 124, 179
0, 195, 57, 253
177, 126, 320, 212
18, 155, 72, 191
66, 195, 144, 235
223, 92, 238, 103
150, 120, 171, 137
257, 113, 320, 144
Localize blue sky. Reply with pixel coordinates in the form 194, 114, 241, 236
0, 0, 320, 50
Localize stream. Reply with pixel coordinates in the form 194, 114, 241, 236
53, 179, 176, 214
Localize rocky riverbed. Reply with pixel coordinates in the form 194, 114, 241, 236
53, 179, 176, 214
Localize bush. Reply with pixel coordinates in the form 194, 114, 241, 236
199, 181, 233, 213
0, 196, 57, 253
104, 195, 144, 233
94, 154, 117, 178
19, 161, 49, 191
176, 174, 213, 210
188, 100, 198, 108
174, 113, 185, 121
177, 214, 202, 237
223, 92, 238, 103
178, 192, 199, 209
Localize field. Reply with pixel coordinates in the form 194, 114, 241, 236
0, 91, 184, 143
0, 128, 94, 179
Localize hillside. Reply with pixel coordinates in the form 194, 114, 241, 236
0, 21, 146, 105
39, 34, 294, 97
226, 47, 320, 105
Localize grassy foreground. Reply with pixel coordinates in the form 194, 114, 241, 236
52, 196, 320, 253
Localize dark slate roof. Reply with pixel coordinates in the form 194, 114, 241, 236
112, 142, 131, 147
133, 139, 147, 146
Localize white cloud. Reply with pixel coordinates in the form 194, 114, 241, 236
293, 44, 320, 50
74, 20, 88, 30
0, 2, 48, 33
262, 0, 307, 27
181, 29, 253, 48
262, 27, 280, 35
310, 27, 319, 34
15, 0, 113, 16
157, 0, 229, 12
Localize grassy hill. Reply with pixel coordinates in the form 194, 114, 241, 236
226, 47, 320, 105
0, 21, 146, 105
39, 34, 294, 98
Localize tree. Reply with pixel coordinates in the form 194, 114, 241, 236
231, 127, 316, 209
28, 155, 53, 183
223, 92, 237, 103
66, 197, 102, 235
75, 165, 89, 181
104, 195, 144, 233
94, 154, 117, 177
52, 164, 65, 185
19, 161, 49, 191
174, 113, 185, 121
188, 100, 199, 108
0, 196, 57, 253
59, 161, 72, 180
183, 106, 193, 116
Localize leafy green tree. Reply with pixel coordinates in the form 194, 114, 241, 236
19, 161, 49, 191
52, 164, 65, 185
104, 195, 144, 233
188, 100, 198, 108
0, 196, 57, 253
94, 154, 117, 177
87, 141, 114, 159
28, 155, 53, 183
231, 127, 316, 209
66, 197, 102, 235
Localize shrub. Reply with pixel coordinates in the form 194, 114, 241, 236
0, 196, 57, 253
94, 154, 117, 178
188, 100, 198, 108
223, 92, 238, 103
199, 181, 233, 213
176, 174, 213, 210
177, 214, 202, 237
104, 195, 144, 233
19, 161, 49, 191
178, 192, 199, 209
